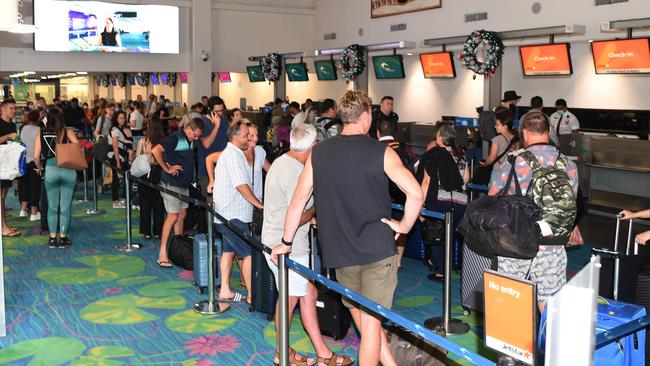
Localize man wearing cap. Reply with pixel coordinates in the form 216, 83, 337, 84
500, 90, 522, 118
549, 99, 580, 146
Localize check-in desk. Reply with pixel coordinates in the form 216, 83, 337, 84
576, 135, 650, 211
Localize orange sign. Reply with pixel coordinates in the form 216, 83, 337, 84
520, 44, 572, 76
484, 270, 537, 365
592, 38, 650, 74
420, 52, 456, 78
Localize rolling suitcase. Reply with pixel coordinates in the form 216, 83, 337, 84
250, 243, 277, 320
192, 233, 220, 294
592, 215, 642, 302
460, 243, 495, 315
594, 298, 646, 366
310, 226, 352, 340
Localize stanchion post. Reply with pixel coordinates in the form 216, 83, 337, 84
116, 172, 142, 252
278, 252, 290, 366
424, 211, 470, 335
79, 148, 88, 203
194, 209, 229, 314
86, 158, 104, 215
469, 159, 475, 202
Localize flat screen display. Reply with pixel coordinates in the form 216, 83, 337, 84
420, 52, 456, 78
127, 73, 135, 85
179, 72, 188, 83
33, 0, 179, 54
519, 43, 573, 76
150, 74, 159, 85
218, 72, 232, 83
159, 73, 168, 85
286, 63, 309, 82
372, 55, 405, 79
591, 38, 650, 74
314, 60, 337, 80
247, 65, 265, 83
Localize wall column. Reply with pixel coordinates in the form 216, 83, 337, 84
273, 59, 287, 101
188, 0, 212, 104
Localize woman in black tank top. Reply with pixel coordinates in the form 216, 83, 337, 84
99, 18, 121, 48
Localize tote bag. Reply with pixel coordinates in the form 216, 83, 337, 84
54, 132, 88, 171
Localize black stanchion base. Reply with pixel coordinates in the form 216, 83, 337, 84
86, 208, 105, 215
193, 300, 231, 315
115, 243, 143, 252
424, 317, 470, 336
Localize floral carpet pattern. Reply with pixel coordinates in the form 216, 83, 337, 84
0, 189, 594, 365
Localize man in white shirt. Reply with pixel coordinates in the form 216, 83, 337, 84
213, 122, 263, 303
549, 98, 580, 146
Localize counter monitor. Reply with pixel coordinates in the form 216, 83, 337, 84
218, 72, 232, 83
592, 38, 650, 74
420, 52, 456, 78
286, 63, 309, 82
246, 66, 265, 83
314, 60, 337, 81
519, 43, 573, 76
372, 55, 405, 79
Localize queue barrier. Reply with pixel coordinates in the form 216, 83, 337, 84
95, 163, 494, 365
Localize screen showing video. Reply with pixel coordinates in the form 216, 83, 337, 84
34, 0, 179, 54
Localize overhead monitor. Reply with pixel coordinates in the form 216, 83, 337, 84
372, 54, 405, 79
33, 0, 179, 54
314, 60, 337, 81
126, 73, 135, 85
519, 43, 573, 76
286, 63, 309, 82
159, 72, 168, 85
218, 72, 232, 83
150, 73, 159, 85
179, 72, 188, 84
246, 65, 265, 83
420, 52, 456, 78
591, 38, 650, 74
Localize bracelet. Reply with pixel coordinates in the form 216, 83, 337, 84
281, 238, 293, 247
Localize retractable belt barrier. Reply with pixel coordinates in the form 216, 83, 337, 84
467, 183, 489, 193
101, 163, 495, 365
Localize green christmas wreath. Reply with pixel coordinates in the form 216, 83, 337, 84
460, 30, 504, 79
261, 52, 282, 82
338, 44, 365, 82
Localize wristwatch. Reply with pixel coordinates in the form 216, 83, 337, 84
281, 238, 293, 247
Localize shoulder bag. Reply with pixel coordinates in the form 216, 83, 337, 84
249, 152, 264, 236
130, 139, 151, 178
54, 130, 88, 171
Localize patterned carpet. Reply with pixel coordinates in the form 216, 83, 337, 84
0, 187, 595, 365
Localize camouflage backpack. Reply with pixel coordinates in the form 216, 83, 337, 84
519, 150, 576, 245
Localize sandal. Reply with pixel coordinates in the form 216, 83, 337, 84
218, 291, 247, 303
273, 348, 316, 366
317, 352, 354, 366
156, 259, 173, 268
2, 228, 21, 237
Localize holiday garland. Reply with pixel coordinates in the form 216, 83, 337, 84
460, 30, 504, 79
261, 52, 282, 82
338, 44, 365, 82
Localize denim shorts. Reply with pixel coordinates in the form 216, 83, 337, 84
216, 219, 252, 259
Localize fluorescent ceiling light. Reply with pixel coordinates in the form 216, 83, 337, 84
77, 72, 88, 75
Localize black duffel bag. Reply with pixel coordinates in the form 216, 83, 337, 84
459, 161, 542, 260
168, 235, 194, 270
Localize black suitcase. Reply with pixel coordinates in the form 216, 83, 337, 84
310, 226, 352, 340
250, 244, 277, 320
592, 215, 642, 303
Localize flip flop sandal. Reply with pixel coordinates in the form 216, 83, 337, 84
156, 259, 173, 268
218, 292, 246, 303
2, 230, 21, 237
274, 348, 315, 366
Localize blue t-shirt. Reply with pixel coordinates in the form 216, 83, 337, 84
160, 130, 195, 188
198, 115, 228, 178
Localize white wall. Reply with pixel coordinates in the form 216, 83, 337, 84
211, 6, 315, 72
218, 72, 273, 110
314, 0, 650, 116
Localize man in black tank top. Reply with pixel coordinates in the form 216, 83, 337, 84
273, 90, 424, 365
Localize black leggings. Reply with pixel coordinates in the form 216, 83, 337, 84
139, 179, 164, 236
18, 162, 41, 208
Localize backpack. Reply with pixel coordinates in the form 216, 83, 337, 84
168, 235, 194, 270
316, 117, 342, 142
519, 149, 576, 245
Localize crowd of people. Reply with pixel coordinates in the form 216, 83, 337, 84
3, 86, 648, 366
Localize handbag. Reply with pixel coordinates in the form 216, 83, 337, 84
130, 140, 151, 178
471, 135, 517, 186
0, 141, 27, 180
459, 160, 542, 260
249, 156, 264, 236
50, 132, 88, 171
421, 168, 451, 246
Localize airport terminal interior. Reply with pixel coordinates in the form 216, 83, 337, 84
1, 1, 650, 365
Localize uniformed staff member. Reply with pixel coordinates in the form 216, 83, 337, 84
369, 96, 398, 139
549, 98, 580, 146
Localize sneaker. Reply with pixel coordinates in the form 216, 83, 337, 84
113, 202, 126, 209
59, 237, 71, 248
19, 210, 28, 218
47, 237, 58, 248
30, 212, 41, 222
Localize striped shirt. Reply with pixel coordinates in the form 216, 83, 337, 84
213, 142, 253, 224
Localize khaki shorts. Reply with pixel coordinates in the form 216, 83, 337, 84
335, 255, 398, 309
161, 182, 189, 214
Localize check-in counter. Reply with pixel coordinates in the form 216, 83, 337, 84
566, 133, 650, 211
